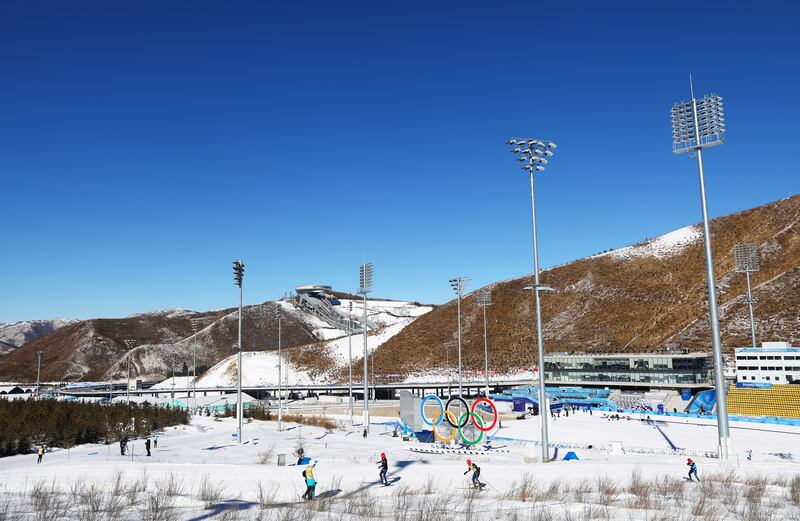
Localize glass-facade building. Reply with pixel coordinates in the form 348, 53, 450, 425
543, 353, 712, 388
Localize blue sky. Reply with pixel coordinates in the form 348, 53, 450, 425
1, 1, 798, 322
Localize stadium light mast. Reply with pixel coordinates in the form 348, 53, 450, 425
36, 351, 43, 398
274, 305, 283, 431
476, 288, 493, 397
124, 339, 135, 404
359, 262, 373, 433
671, 78, 731, 459
232, 259, 245, 444
190, 318, 201, 412
733, 243, 760, 349
348, 301, 354, 426
449, 277, 470, 395
443, 341, 454, 397
507, 137, 557, 463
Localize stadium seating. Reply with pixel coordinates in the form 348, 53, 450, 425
726, 385, 800, 419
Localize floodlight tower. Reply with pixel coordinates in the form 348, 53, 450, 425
124, 339, 135, 404
733, 243, 760, 349
348, 301, 354, 426
671, 80, 731, 459
232, 259, 245, 444
449, 277, 470, 394
476, 288, 493, 397
507, 137, 557, 463
274, 305, 283, 431
359, 262, 373, 433
443, 341, 454, 397
36, 351, 43, 398
190, 318, 201, 412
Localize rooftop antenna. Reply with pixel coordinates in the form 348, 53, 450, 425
689, 73, 695, 99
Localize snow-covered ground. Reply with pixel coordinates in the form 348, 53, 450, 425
2, 410, 799, 520
197, 351, 316, 387
593, 224, 702, 260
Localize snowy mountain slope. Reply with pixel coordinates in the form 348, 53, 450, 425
0, 318, 76, 355
194, 299, 432, 386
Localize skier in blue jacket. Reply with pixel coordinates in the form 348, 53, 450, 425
687, 458, 699, 481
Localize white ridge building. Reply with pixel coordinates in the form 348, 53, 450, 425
734, 342, 800, 385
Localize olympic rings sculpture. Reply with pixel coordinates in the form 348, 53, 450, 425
419, 394, 499, 446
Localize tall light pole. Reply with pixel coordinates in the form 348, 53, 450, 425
348, 301, 354, 426
476, 289, 492, 397
190, 318, 200, 413
36, 351, 43, 398
733, 243, 760, 349
232, 259, 245, 444
449, 277, 470, 395
671, 81, 730, 459
124, 339, 135, 404
443, 341, 453, 397
274, 306, 283, 431
507, 137, 557, 463
359, 262, 373, 433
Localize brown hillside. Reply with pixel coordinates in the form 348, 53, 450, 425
369, 195, 800, 376
0, 303, 320, 382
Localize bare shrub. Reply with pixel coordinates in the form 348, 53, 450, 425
126, 470, 148, 506
0, 487, 16, 521
771, 475, 788, 488
30, 480, 71, 521
581, 504, 606, 520
596, 476, 618, 506
744, 476, 768, 506
256, 481, 278, 509
789, 476, 800, 506
196, 474, 224, 508
138, 489, 178, 521
257, 445, 275, 465
420, 474, 435, 495
530, 507, 554, 521
283, 414, 337, 431
654, 475, 684, 502
110, 469, 125, 497
570, 479, 592, 504
691, 495, 707, 517
161, 474, 185, 497
504, 473, 535, 502
742, 504, 775, 521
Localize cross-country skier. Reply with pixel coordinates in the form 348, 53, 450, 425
302, 462, 317, 500
687, 458, 699, 481
377, 452, 388, 485
145, 438, 151, 457
37, 446, 44, 464
463, 459, 482, 489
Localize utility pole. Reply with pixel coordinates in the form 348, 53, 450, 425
190, 318, 200, 413
275, 306, 283, 431
348, 301, 354, 426
507, 137, 558, 463
359, 262, 373, 434
671, 83, 730, 458
36, 351, 43, 398
124, 339, 135, 404
232, 260, 245, 444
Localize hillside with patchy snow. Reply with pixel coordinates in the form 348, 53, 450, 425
196, 299, 432, 387
376, 195, 800, 375
0, 319, 75, 356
